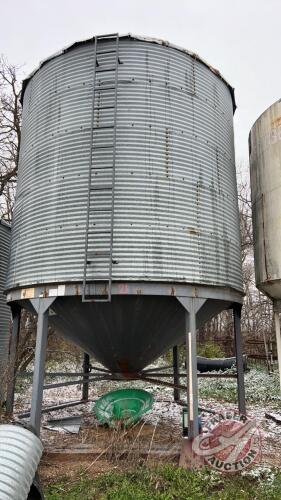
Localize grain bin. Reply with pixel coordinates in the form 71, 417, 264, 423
249, 98, 281, 389
249, 99, 281, 300
0, 220, 11, 400
6, 34, 244, 435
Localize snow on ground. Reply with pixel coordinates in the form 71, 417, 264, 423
12, 364, 281, 467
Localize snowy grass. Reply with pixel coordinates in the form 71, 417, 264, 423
199, 369, 281, 406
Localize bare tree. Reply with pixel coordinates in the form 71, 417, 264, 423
238, 178, 253, 264
199, 175, 274, 362
0, 56, 22, 222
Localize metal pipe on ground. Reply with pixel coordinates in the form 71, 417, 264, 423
0, 424, 43, 500
17, 400, 85, 419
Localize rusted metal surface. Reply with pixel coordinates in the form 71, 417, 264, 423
6, 34, 243, 374
249, 99, 281, 300
7, 34, 242, 293
6, 282, 243, 303
0, 220, 11, 394
5, 282, 241, 373
20, 34, 236, 111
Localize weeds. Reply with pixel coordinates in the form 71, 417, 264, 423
199, 369, 281, 406
45, 464, 281, 499
197, 342, 226, 359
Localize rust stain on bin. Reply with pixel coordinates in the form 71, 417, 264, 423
7, 34, 241, 293
249, 99, 281, 300
5, 34, 243, 372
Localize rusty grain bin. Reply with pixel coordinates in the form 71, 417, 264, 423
249, 99, 281, 300
6, 34, 242, 373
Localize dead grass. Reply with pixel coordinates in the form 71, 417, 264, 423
40, 418, 181, 488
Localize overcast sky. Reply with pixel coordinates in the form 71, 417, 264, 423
1, 0, 280, 171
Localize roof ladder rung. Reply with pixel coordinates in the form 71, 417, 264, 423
88, 251, 111, 257
83, 33, 120, 303
96, 33, 118, 39
94, 106, 115, 110
92, 144, 114, 149
94, 86, 115, 91
96, 67, 116, 73
91, 166, 113, 170
88, 230, 111, 234
90, 185, 112, 191
93, 125, 114, 130
89, 208, 112, 212
96, 50, 117, 55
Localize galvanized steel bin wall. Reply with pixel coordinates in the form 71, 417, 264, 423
7, 35, 242, 292
249, 99, 281, 300
0, 220, 11, 387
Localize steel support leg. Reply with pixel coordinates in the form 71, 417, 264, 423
82, 353, 90, 401
274, 308, 281, 391
6, 304, 21, 414
177, 296, 206, 468
30, 298, 55, 435
186, 300, 199, 438
173, 345, 180, 402
233, 304, 246, 415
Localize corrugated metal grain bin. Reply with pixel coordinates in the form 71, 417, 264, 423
0, 220, 11, 395
6, 34, 243, 372
249, 99, 281, 300
7, 34, 242, 292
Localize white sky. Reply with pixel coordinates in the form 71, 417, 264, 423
1, 0, 280, 169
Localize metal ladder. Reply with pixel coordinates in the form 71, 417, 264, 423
82, 34, 120, 302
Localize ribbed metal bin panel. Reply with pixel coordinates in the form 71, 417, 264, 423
7, 35, 242, 292
249, 98, 281, 300
0, 221, 11, 380
0, 424, 43, 500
